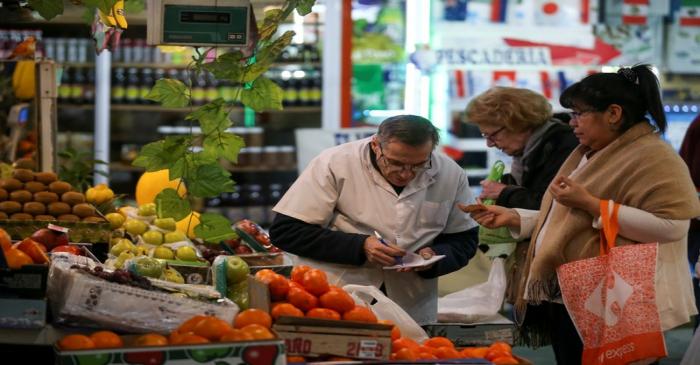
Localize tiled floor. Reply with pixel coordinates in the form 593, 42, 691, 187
511, 325, 693, 364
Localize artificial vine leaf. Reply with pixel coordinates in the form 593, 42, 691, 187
82, 0, 118, 14
155, 188, 191, 221
188, 151, 218, 167
194, 213, 238, 242
258, 9, 284, 42
243, 31, 295, 82
188, 164, 235, 198
203, 133, 245, 163
28, 0, 64, 21
295, 0, 315, 16
186, 99, 231, 135
132, 136, 188, 172
124, 0, 145, 14
241, 77, 284, 111
204, 52, 245, 82
146, 78, 189, 107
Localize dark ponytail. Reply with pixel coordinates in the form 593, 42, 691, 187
560, 64, 666, 134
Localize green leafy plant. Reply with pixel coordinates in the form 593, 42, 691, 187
58, 147, 108, 193
133, 0, 315, 242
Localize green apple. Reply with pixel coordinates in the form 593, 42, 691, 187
154, 218, 177, 231
162, 267, 185, 284
225, 256, 250, 284
153, 246, 175, 260
105, 213, 126, 229
227, 280, 249, 310
114, 251, 134, 269
175, 246, 198, 261
110, 238, 135, 256
123, 219, 148, 236
138, 203, 157, 217
164, 231, 186, 244
132, 257, 164, 278
142, 230, 164, 245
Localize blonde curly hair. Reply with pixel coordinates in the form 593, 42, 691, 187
465, 87, 552, 133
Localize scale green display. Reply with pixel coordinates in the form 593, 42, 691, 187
147, 0, 251, 47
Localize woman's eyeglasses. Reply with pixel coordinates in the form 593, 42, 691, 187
481, 126, 506, 141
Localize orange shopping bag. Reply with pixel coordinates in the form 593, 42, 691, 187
557, 200, 667, 365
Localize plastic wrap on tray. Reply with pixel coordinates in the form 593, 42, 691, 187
46, 257, 238, 334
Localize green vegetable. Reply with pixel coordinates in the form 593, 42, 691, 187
482, 160, 505, 205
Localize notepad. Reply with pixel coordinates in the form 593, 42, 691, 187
383, 252, 446, 270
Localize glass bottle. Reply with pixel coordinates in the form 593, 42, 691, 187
58, 66, 72, 103
140, 68, 154, 104
111, 67, 126, 104
124, 67, 140, 104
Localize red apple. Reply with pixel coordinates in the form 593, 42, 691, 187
225, 238, 241, 249
233, 245, 253, 254
30, 228, 56, 249
267, 245, 282, 253
255, 233, 271, 246
51, 245, 82, 256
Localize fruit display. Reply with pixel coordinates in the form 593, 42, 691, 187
211, 255, 251, 310
0, 227, 49, 269
234, 219, 282, 253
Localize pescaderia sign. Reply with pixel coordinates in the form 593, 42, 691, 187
435, 46, 552, 67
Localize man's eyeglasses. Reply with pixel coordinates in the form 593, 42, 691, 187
377, 145, 432, 173
481, 126, 506, 141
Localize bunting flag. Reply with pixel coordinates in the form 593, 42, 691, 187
492, 70, 517, 86
680, 0, 700, 26
622, 0, 649, 25
534, 0, 582, 26
490, 0, 507, 23
540, 71, 553, 99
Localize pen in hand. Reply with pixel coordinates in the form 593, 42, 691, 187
374, 231, 403, 265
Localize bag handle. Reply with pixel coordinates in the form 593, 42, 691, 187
599, 199, 620, 255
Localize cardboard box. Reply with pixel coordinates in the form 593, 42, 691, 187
0, 297, 47, 329
56, 339, 286, 365
423, 321, 515, 347
273, 316, 393, 360
0, 264, 49, 298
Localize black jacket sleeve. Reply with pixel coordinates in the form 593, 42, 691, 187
269, 213, 369, 266
417, 226, 479, 279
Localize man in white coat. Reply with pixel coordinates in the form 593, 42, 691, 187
270, 114, 479, 324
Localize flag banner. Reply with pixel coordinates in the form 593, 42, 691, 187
622, 0, 649, 25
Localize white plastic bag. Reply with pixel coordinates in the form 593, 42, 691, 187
343, 284, 429, 343
437, 257, 506, 323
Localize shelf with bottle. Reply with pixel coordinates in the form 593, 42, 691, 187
109, 162, 297, 174
204, 182, 291, 228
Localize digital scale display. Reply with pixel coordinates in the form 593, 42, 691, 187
180, 11, 230, 24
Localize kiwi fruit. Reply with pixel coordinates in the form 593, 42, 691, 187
62, 191, 86, 205
9, 190, 32, 203
57, 214, 80, 222
82, 216, 105, 223
24, 202, 46, 216
0, 188, 6, 201
72, 203, 96, 218
12, 168, 35, 183
0, 201, 22, 214
0, 178, 23, 192
34, 191, 59, 204
10, 213, 33, 220
49, 181, 73, 195
24, 181, 47, 194
0, 212, 7, 220
35, 215, 56, 221
34, 171, 58, 185
13, 158, 35, 170
47, 202, 72, 216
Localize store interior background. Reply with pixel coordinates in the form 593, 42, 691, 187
1, 0, 699, 362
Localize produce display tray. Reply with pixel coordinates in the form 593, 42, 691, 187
0, 219, 111, 243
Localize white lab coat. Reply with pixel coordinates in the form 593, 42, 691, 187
273, 137, 477, 324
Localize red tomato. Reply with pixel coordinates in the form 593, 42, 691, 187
51, 245, 83, 256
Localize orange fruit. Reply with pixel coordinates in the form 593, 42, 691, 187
220, 328, 254, 342
492, 356, 519, 365
271, 303, 305, 320
89, 331, 123, 348
268, 274, 290, 301
378, 319, 401, 341
4, 247, 33, 269
306, 308, 341, 320
433, 346, 461, 359
342, 306, 377, 323
169, 331, 186, 344
460, 347, 477, 358
254, 269, 277, 282
393, 347, 418, 361
234, 308, 272, 329
287, 286, 319, 312
486, 349, 514, 361
290, 265, 311, 284
0, 228, 11, 251
287, 356, 306, 363
419, 352, 438, 360
469, 347, 489, 358
192, 316, 233, 341
240, 324, 275, 340
319, 288, 355, 314
301, 269, 330, 296
392, 337, 421, 353
15, 238, 49, 264
174, 333, 210, 345
133, 333, 169, 347
58, 334, 95, 350
489, 341, 513, 354
423, 336, 454, 349
176, 315, 208, 334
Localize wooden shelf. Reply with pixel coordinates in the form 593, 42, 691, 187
60, 61, 321, 69
109, 162, 297, 173
58, 104, 321, 113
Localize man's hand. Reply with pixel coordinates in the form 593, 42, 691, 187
396, 247, 436, 272
458, 203, 520, 229
363, 236, 405, 266
479, 180, 506, 201
549, 176, 599, 217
